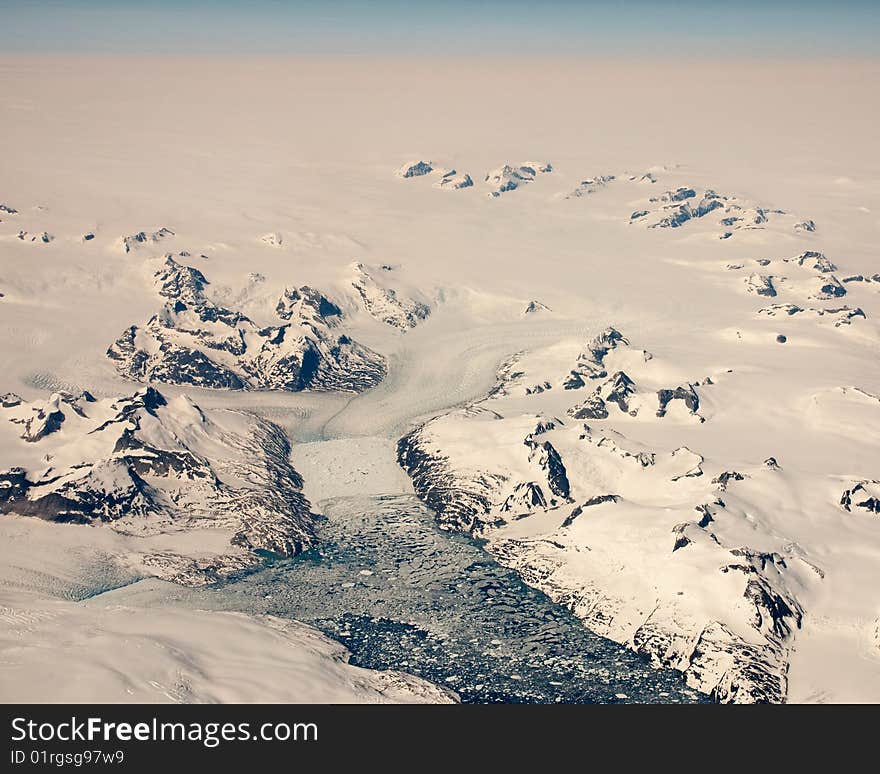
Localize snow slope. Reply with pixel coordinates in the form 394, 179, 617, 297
0, 587, 454, 703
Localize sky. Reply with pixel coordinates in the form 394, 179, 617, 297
0, 1, 878, 57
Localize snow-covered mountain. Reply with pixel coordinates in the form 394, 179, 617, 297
349, 261, 432, 331
565, 174, 617, 198
485, 162, 552, 197
396, 160, 435, 178
396, 159, 474, 190
0, 386, 317, 584
434, 169, 474, 189
398, 329, 808, 702
629, 185, 798, 239
395, 159, 550, 196
107, 255, 387, 392
118, 227, 176, 254
721, 250, 866, 330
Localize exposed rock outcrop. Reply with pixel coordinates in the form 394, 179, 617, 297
840, 480, 880, 514
485, 162, 551, 197
396, 160, 434, 178
120, 227, 174, 253
108, 256, 386, 392
350, 262, 430, 331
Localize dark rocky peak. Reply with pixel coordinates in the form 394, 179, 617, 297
485, 162, 551, 197
712, 471, 745, 491
500, 482, 548, 516
4, 391, 97, 443
575, 326, 629, 379
0, 458, 156, 524
89, 387, 170, 434
730, 547, 789, 573
694, 503, 715, 527
840, 481, 880, 514
671, 522, 695, 552
154, 256, 209, 306
651, 187, 697, 203
812, 275, 846, 300
581, 174, 615, 187
522, 300, 551, 315
110, 259, 385, 394
112, 425, 214, 482
350, 262, 430, 331
396, 160, 433, 178
276, 285, 342, 324
603, 371, 637, 413
566, 175, 615, 197
115, 386, 168, 416
656, 384, 701, 418
524, 381, 552, 395
741, 576, 801, 639
694, 196, 725, 218
122, 227, 175, 253
568, 392, 608, 420
745, 273, 778, 297
791, 250, 837, 274
435, 169, 474, 189
530, 418, 561, 437
55, 390, 95, 417
0, 387, 317, 579
20, 402, 65, 442
527, 440, 571, 501
722, 548, 803, 639
562, 371, 586, 390
588, 326, 628, 362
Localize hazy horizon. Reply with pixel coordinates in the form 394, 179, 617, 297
1, 1, 878, 58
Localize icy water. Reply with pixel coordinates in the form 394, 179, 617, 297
211, 493, 705, 704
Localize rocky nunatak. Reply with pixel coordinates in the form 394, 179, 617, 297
108, 255, 387, 392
